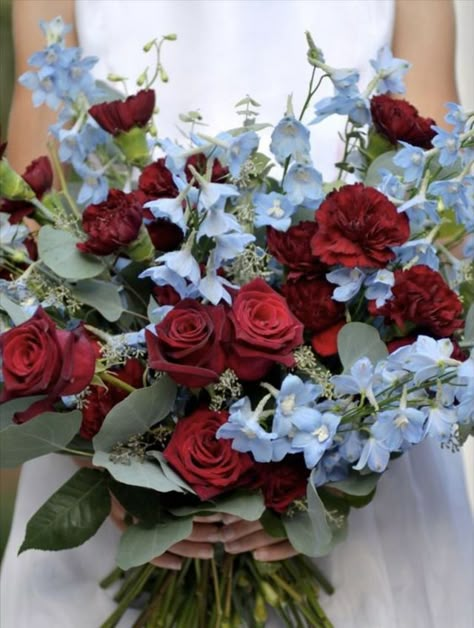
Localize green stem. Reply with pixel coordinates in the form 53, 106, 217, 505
210, 558, 223, 627
100, 563, 155, 628
100, 371, 137, 394
60, 447, 94, 458
31, 197, 56, 222
47, 141, 81, 220
99, 567, 124, 589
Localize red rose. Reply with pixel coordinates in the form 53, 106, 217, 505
282, 277, 345, 332
80, 358, 144, 440
0, 308, 96, 422
146, 299, 230, 387
370, 95, 436, 149
311, 183, 410, 268
163, 407, 254, 500
77, 189, 143, 256
1, 156, 53, 224
138, 158, 179, 199
228, 278, 304, 380
254, 457, 309, 513
369, 265, 464, 337
267, 221, 326, 278
88, 89, 155, 136
311, 321, 345, 357
152, 284, 181, 306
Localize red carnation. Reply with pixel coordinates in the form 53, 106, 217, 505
1, 156, 53, 224
77, 189, 143, 256
311, 183, 410, 268
88, 89, 155, 136
138, 158, 179, 200
163, 407, 254, 500
80, 359, 144, 440
369, 265, 464, 337
254, 457, 309, 513
311, 321, 345, 357
282, 277, 345, 332
370, 95, 436, 149
185, 153, 228, 183
267, 221, 326, 277
0, 308, 96, 423
228, 278, 304, 380
146, 299, 230, 388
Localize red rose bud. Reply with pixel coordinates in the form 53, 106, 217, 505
370, 95, 436, 149
1, 156, 53, 224
282, 277, 345, 332
311, 183, 410, 268
163, 407, 254, 500
89, 89, 155, 136
228, 278, 304, 381
311, 321, 345, 357
138, 158, 179, 199
80, 358, 144, 440
254, 457, 309, 513
0, 308, 96, 423
369, 265, 464, 338
146, 299, 231, 388
267, 221, 326, 277
77, 189, 144, 256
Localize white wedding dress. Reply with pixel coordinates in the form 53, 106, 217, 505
1, 2, 473, 627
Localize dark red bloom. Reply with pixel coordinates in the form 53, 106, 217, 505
311, 183, 410, 268
77, 189, 143, 256
311, 321, 345, 357
369, 265, 464, 337
370, 95, 436, 149
185, 154, 228, 183
163, 407, 254, 500
254, 457, 309, 513
152, 284, 181, 306
138, 158, 179, 199
88, 89, 155, 136
267, 221, 326, 277
146, 219, 184, 252
80, 359, 144, 440
1, 156, 53, 224
282, 277, 345, 332
146, 299, 230, 388
0, 308, 96, 422
228, 278, 304, 380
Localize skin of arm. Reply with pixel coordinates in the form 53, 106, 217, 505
8, 0, 459, 565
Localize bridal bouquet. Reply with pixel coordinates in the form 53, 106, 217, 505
1, 18, 473, 628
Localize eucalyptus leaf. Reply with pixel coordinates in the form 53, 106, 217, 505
338, 322, 388, 372
0, 395, 47, 429
147, 451, 195, 493
364, 150, 402, 188
0, 410, 82, 467
19, 468, 110, 552
38, 226, 105, 280
116, 517, 193, 569
147, 296, 161, 324
70, 280, 123, 322
93, 377, 177, 452
0, 293, 30, 326
328, 473, 379, 497
93, 451, 182, 493
260, 509, 287, 538
170, 491, 265, 521
283, 477, 333, 557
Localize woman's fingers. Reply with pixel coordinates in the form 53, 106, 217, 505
150, 553, 183, 570
253, 541, 298, 562
188, 522, 222, 543
224, 529, 281, 554
193, 514, 224, 523
220, 519, 262, 543
168, 540, 214, 559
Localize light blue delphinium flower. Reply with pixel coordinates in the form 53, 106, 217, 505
272, 374, 322, 438
338, 429, 364, 463
388, 336, 460, 385
376, 169, 406, 200
216, 397, 277, 463
312, 449, 350, 486
428, 179, 470, 211
431, 126, 461, 167
270, 116, 311, 164
213, 232, 255, 265
253, 191, 295, 231
19, 66, 62, 110
291, 410, 341, 469
329, 68, 360, 96
227, 131, 259, 178
392, 239, 440, 271
444, 102, 468, 133
157, 248, 201, 285
139, 265, 197, 300
364, 269, 394, 307
188, 166, 239, 211
463, 235, 474, 259
353, 436, 391, 473
423, 405, 456, 442
197, 199, 242, 240
332, 357, 380, 409
74, 160, 108, 204
370, 45, 410, 94
145, 197, 187, 233
371, 389, 426, 451
283, 163, 324, 207
39, 16, 72, 45
397, 196, 440, 233
312, 94, 370, 126
199, 270, 235, 305
160, 138, 189, 175
326, 267, 365, 302
454, 356, 474, 425
393, 142, 425, 184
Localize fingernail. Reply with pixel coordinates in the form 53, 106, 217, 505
224, 542, 239, 553
201, 548, 214, 559
253, 550, 265, 561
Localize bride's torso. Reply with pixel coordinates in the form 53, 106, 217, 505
75, 0, 395, 178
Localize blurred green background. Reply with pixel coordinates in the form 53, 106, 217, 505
0, 0, 17, 562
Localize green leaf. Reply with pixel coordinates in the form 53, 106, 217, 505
283, 477, 333, 557
147, 296, 160, 324
38, 226, 105, 280
0, 395, 47, 429
92, 377, 177, 452
70, 279, 123, 322
260, 509, 287, 539
19, 468, 110, 552
338, 322, 388, 371
170, 490, 265, 521
93, 451, 182, 493
147, 451, 195, 493
328, 473, 379, 497
0, 293, 30, 326
109, 481, 163, 524
116, 517, 193, 569
364, 150, 402, 188
0, 410, 82, 467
